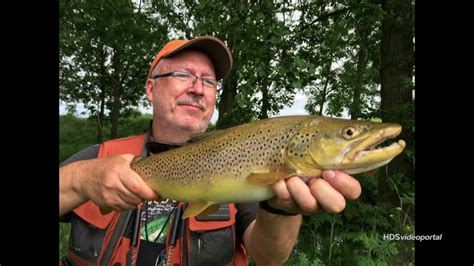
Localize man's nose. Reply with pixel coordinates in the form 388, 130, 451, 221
189, 77, 205, 95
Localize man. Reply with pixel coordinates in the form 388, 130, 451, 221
60, 36, 361, 265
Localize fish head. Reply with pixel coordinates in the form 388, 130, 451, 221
285, 117, 406, 175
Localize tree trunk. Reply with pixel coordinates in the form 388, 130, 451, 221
350, 24, 368, 120
110, 48, 123, 139
318, 78, 329, 115
258, 2, 275, 120
377, 0, 414, 204
110, 82, 121, 139
96, 47, 108, 143
216, 70, 238, 129
258, 78, 270, 119
97, 87, 105, 143
318, 62, 332, 115
216, 32, 239, 129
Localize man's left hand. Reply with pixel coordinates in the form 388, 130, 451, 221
268, 170, 362, 215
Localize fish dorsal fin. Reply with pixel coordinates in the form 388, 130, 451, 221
183, 201, 219, 219
187, 129, 226, 144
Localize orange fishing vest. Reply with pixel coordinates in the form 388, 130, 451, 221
64, 134, 249, 266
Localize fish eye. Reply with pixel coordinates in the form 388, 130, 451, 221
342, 126, 359, 139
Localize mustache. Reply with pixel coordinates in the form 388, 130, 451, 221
176, 96, 206, 111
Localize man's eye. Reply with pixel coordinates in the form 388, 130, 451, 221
174, 73, 191, 78
203, 79, 216, 86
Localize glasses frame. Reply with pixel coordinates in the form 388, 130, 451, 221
152, 71, 220, 91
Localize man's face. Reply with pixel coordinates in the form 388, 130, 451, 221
146, 50, 217, 135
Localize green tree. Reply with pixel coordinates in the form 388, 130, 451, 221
60, 0, 167, 141
298, 0, 382, 118
149, 0, 305, 129
377, 0, 415, 204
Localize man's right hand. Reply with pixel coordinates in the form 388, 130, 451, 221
60, 154, 158, 216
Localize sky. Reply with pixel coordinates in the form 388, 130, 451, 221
58, 92, 309, 124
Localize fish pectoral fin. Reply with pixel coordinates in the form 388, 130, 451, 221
200, 204, 221, 216
246, 171, 291, 185
183, 201, 218, 219
131, 156, 143, 164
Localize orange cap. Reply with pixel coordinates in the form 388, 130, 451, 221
148, 36, 233, 80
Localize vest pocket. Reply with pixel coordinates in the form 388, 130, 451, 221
189, 226, 235, 266
68, 213, 109, 263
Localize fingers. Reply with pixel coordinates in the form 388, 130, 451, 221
115, 179, 144, 205
97, 182, 140, 212
269, 170, 362, 216
308, 178, 346, 213
86, 154, 159, 213
271, 177, 320, 215
120, 171, 158, 201
269, 179, 298, 212
286, 177, 318, 213
272, 179, 292, 203
115, 192, 142, 209
106, 169, 157, 211
322, 170, 361, 200
120, 154, 159, 201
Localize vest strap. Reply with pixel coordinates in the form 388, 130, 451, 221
100, 210, 133, 266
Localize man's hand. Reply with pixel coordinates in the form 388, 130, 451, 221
245, 170, 360, 264
60, 154, 158, 216
268, 170, 361, 215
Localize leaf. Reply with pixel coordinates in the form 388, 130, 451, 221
270, 35, 281, 45
292, 80, 302, 88
257, 66, 267, 78
294, 56, 304, 68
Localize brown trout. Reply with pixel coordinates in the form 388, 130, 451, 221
131, 115, 406, 218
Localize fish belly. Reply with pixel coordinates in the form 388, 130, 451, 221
154, 177, 275, 204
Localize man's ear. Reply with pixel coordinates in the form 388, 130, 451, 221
145, 79, 154, 102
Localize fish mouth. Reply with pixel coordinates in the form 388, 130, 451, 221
342, 125, 406, 174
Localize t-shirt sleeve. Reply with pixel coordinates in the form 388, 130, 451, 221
59, 144, 100, 222
60, 144, 100, 167
235, 203, 258, 242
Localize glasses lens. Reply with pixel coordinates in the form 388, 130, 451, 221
173, 72, 192, 81
171, 72, 219, 90
202, 78, 218, 88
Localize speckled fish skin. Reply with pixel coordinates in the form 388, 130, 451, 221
131, 115, 405, 217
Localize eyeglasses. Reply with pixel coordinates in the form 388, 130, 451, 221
152, 71, 219, 90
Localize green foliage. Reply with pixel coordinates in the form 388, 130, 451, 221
285, 250, 324, 266
60, 0, 168, 137
59, 112, 151, 162
59, 222, 71, 259
60, 0, 413, 135
300, 0, 385, 118
286, 171, 415, 265
60, 114, 101, 162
